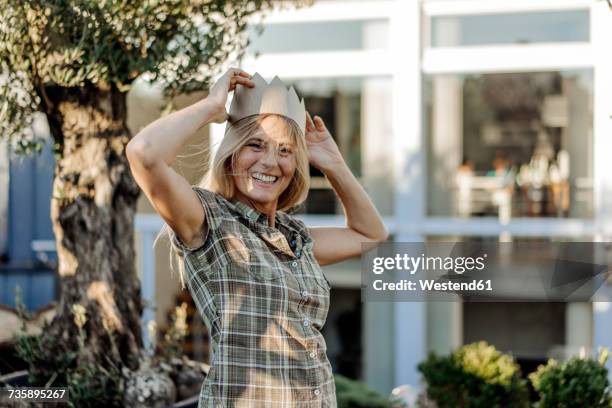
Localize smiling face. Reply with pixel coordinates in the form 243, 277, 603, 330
231, 115, 297, 214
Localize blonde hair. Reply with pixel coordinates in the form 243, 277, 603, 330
155, 113, 310, 289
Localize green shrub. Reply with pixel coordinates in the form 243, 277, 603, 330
417, 341, 529, 408
529, 348, 611, 408
13, 295, 124, 407
334, 373, 391, 408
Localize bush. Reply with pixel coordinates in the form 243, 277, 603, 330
12, 295, 192, 407
529, 348, 611, 408
417, 341, 529, 408
334, 373, 391, 408
13, 300, 125, 407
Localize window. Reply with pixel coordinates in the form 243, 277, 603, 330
284, 77, 394, 216
322, 288, 363, 380
463, 302, 565, 373
430, 10, 589, 47
425, 70, 593, 219
247, 20, 389, 54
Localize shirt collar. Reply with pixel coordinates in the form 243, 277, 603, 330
227, 197, 311, 255
230, 198, 275, 226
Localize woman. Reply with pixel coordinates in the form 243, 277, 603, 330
126, 68, 388, 407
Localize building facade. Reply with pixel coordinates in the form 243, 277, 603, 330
2, 0, 612, 398
219, 0, 612, 394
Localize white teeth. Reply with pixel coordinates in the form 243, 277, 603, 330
252, 172, 278, 183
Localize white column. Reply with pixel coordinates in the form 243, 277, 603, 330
140, 231, 156, 349
363, 78, 394, 216
430, 76, 463, 216
427, 302, 463, 354
364, 301, 395, 394
390, 0, 426, 389
592, 0, 612, 233
135, 215, 165, 350
594, 301, 612, 379
591, 0, 612, 381
429, 10, 462, 217
565, 302, 593, 355
362, 7, 396, 395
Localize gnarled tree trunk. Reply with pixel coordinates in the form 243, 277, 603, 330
39, 83, 142, 377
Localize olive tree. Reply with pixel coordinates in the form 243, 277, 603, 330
1, 0, 306, 393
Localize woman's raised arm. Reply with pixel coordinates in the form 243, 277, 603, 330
303, 112, 389, 266
126, 68, 254, 248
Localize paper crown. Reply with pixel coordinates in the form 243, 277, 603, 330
227, 73, 306, 135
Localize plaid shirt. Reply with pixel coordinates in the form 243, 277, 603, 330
171, 187, 337, 407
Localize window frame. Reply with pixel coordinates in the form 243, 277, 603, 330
418, 0, 607, 239
210, 2, 396, 221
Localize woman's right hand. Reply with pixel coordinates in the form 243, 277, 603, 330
206, 68, 255, 124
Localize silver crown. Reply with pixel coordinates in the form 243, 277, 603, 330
227, 73, 306, 135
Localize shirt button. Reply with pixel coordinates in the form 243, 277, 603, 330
303, 319, 310, 327
309, 351, 316, 358
313, 389, 320, 396
292, 261, 298, 267
301, 290, 308, 298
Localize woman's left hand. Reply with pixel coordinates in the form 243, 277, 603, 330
305, 111, 345, 173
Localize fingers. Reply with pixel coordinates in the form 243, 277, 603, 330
235, 70, 252, 79
226, 67, 250, 78
225, 67, 249, 77
227, 68, 255, 90
229, 75, 254, 90
306, 111, 327, 133
306, 111, 316, 131
313, 115, 326, 131
308, 115, 327, 132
